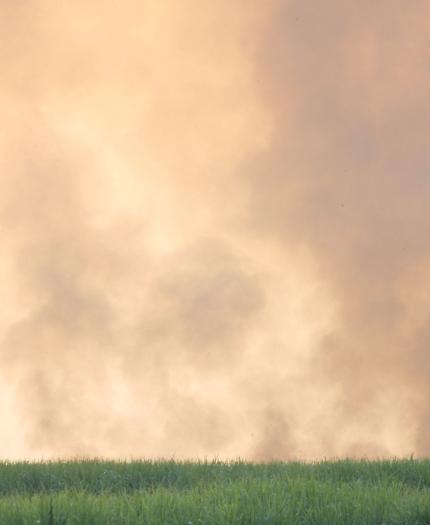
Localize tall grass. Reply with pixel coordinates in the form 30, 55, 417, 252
1, 458, 430, 524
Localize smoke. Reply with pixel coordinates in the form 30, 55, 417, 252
0, 0, 429, 459
249, 0, 430, 457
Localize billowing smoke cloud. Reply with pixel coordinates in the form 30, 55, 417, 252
0, 0, 429, 460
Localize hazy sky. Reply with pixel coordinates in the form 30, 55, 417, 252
1, 0, 430, 460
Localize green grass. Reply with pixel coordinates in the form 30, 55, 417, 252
0, 458, 430, 524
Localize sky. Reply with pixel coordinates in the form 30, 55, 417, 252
1, 0, 430, 460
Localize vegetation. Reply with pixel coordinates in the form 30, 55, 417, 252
1, 458, 430, 523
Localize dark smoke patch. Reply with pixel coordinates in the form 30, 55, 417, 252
154, 240, 264, 357
252, 408, 295, 462
248, 0, 430, 455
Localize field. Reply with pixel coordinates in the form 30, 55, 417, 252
1, 458, 430, 524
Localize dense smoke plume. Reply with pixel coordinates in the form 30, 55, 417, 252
1, 0, 430, 459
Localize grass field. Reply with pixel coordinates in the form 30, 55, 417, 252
0, 458, 430, 524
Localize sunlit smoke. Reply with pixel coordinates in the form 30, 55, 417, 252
1, 0, 429, 460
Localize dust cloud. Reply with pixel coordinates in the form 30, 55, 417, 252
0, 0, 429, 460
